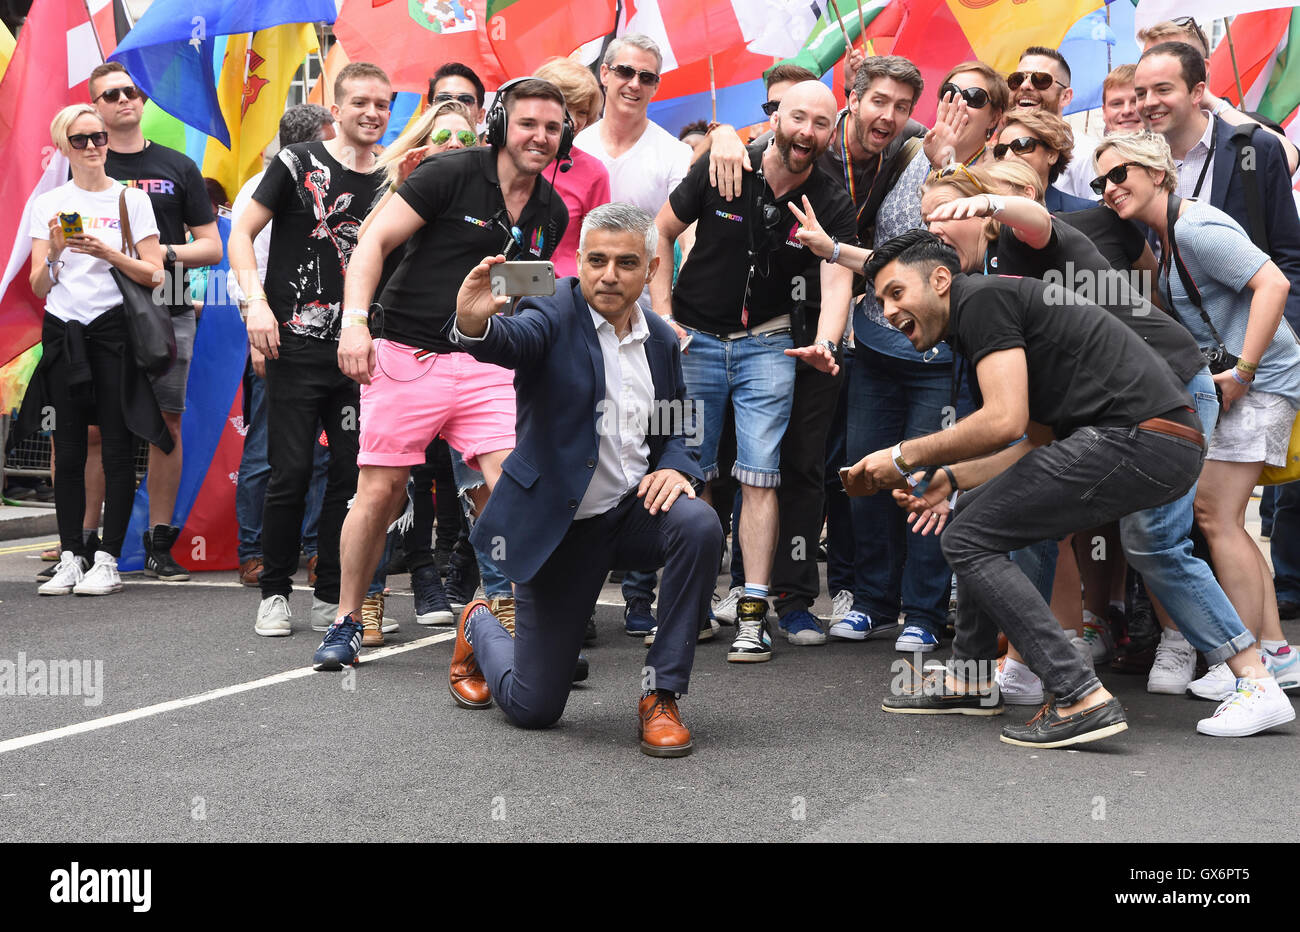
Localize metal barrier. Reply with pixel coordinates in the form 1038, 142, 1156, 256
2, 414, 151, 505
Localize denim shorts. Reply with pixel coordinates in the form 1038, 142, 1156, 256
678, 324, 795, 487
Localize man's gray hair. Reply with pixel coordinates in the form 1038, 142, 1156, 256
603, 34, 664, 74
579, 202, 658, 258
278, 103, 334, 148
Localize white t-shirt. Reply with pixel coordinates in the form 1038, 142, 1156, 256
1055, 131, 1102, 202
231, 170, 271, 284
575, 118, 691, 217
29, 179, 159, 324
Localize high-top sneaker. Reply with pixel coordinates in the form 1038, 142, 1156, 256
727, 596, 773, 663
412, 563, 454, 625
445, 554, 481, 612
74, 551, 124, 596
144, 524, 190, 581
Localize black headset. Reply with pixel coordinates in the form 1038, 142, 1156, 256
484, 75, 575, 163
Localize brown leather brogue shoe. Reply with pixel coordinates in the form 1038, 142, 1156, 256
238, 557, 263, 587
449, 599, 493, 709
638, 691, 693, 757
307, 554, 318, 587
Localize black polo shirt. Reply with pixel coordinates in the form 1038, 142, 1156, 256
946, 274, 1192, 439
377, 146, 568, 353
669, 140, 856, 335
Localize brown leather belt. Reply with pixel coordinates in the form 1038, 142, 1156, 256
1137, 416, 1204, 448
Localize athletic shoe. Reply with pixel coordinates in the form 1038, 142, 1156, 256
624, 597, 656, 637
645, 615, 719, 647
1264, 646, 1300, 691
1188, 662, 1237, 702
894, 624, 939, 653
712, 586, 744, 625
1278, 599, 1300, 620
73, 551, 123, 596
778, 609, 827, 646
727, 597, 772, 662
1080, 613, 1114, 663
412, 563, 454, 626
999, 697, 1128, 748
312, 615, 364, 671
1068, 633, 1097, 671
829, 610, 898, 641
1146, 628, 1196, 694
573, 654, 589, 683
829, 589, 853, 623
361, 593, 387, 647
254, 594, 292, 637
1196, 678, 1296, 737
38, 532, 97, 580
882, 668, 1003, 715
143, 524, 190, 581
310, 597, 338, 632
488, 596, 516, 636
38, 552, 86, 596
445, 557, 481, 612
995, 657, 1044, 705
584, 613, 598, 645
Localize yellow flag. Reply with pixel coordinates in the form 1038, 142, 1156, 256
945, 0, 1101, 74
203, 23, 319, 199
0, 20, 16, 84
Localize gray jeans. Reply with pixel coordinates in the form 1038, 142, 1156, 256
942, 422, 1205, 705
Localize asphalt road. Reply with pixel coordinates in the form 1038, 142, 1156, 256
0, 532, 1295, 843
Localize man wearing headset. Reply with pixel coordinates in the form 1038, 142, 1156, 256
320, 78, 570, 671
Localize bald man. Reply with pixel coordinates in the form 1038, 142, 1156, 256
653, 81, 857, 662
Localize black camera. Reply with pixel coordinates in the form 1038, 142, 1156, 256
1201, 345, 1239, 375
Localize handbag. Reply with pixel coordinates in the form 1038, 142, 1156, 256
113, 187, 175, 376
1259, 416, 1300, 485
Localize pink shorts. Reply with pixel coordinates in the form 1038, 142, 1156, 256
358, 339, 516, 469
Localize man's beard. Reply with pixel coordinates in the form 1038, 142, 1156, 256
774, 125, 822, 173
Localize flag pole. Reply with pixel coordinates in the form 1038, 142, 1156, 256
855, 0, 868, 53
709, 54, 717, 122
1223, 18, 1247, 105
81, 0, 108, 62
826, 0, 855, 54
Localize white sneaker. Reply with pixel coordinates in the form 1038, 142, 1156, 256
1188, 661, 1237, 701
712, 586, 744, 624
829, 589, 853, 623
995, 657, 1044, 705
1263, 646, 1300, 691
1080, 612, 1114, 663
255, 594, 292, 637
73, 551, 123, 595
38, 551, 86, 596
1066, 630, 1096, 671
311, 596, 339, 632
1147, 628, 1197, 694
1196, 677, 1296, 736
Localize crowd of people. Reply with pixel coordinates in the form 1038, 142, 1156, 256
16, 17, 1300, 757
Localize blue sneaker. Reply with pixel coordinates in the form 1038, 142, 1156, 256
828, 610, 898, 641
624, 597, 656, 637
894, 624, 939, 653
778, 609, 827, 645
312, 614, 364, 671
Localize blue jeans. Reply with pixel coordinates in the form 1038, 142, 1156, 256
1270, 481, 1300, 601
236, 366, 270, 562
845, 345, 955, 633
824, 370, 854, 596
1118, 368, 1255, 663
450, 447, 511, 598
679, 324, 795, 487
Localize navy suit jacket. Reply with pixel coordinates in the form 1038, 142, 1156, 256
456, 278, 704, 584
1208, 116, 1300, 330
1046, 185, 1096, 214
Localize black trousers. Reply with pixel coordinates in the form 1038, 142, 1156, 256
48, 321, 136, 558
260, 331, 359, 603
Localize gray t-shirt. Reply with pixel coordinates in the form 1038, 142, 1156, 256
1162, 200, 1300, 406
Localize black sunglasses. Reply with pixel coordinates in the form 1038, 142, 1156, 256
68, 131, 109, 150
761, 99, 780, 117
1007, 71, 1067, 92
1172, 16, 1210, 52
609, 63, 660, 86
432, 92, 477, 107
993, 136, 1043, 159
939, 83, 989, 109
1090, 161, 1145, 195
94, 85, 142, 104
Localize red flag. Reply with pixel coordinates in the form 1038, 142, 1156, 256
485, 0, 617, 76
0, 0, 104, 370
333, 0, 507, 93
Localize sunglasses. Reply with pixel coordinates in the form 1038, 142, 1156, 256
432, 128, 478, 147
761, 99, 780, 117
94, 85, 142, 104
608, 63, 660, 86
925, 162, 988, 194
432, 92, 477, 107
1090, 161, 1145, 195
938, 83, 989, 109
1007, 71, 1068, 92
68, 131, 109, 150
1172, 16, 1210, 51
993, 136, 1043, 159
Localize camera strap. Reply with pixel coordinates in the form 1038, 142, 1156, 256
1164, 193, 1231, 355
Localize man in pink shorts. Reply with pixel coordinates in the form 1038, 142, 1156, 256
315, 78, 571, 670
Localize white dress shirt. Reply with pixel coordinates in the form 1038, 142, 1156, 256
1175, 112, 1216, 203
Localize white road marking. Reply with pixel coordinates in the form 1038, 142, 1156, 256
0, 631, 456, 756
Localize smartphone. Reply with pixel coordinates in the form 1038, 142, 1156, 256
58, 212, 83, 238
680, 330, 694, 352
839, 466, 872, 497
490, 260, 556, 298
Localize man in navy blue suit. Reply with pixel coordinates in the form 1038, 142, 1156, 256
444, 203, 724, 757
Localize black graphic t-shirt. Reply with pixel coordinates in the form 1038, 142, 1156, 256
253, 141, 386, 341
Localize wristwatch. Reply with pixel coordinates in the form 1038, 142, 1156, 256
891, 441, 914, 476
165, 244, 177, 265
818, 338, 838, 356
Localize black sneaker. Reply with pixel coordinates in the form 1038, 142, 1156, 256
999, 696, 1128, 748
143, 524, 189, 581
726, 597, 772, 662
412, 563, 454, 625
445, 556, 481, 612
39, 532, 99, 580
573, 653, 590, 682
882, 669, 1003, 715
624, 597, 655, 636
584, 612, 598, 645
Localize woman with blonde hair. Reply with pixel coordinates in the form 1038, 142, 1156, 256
21, 103, 165, 597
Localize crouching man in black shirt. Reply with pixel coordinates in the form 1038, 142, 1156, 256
845, 231, 1206, 749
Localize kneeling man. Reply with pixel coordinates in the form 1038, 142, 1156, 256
446, 203, 723, 757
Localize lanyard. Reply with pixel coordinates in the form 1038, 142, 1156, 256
840, 116, 883, 227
